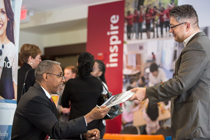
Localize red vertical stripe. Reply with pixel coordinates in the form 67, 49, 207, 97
87, 1, 124, 133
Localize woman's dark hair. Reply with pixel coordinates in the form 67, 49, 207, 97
95, 60, 106, 84
146, 6, 150, 14
4, 0, 15, 44
78, 52, 94, 79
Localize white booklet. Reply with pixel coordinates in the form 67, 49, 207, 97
101, 90, 135, 108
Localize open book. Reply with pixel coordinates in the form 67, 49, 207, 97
101, 90, 135, 108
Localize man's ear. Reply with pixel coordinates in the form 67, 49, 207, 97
43, 73, 48, 81
186, 22, 191, 31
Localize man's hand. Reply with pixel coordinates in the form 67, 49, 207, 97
0, 96, 3, 99
84, 106, 110, 124
61, 107, 70, 114
129, 87, 147, 101
83, 129, 100, 140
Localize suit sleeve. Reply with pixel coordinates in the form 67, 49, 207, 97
146, 45, 207, 104
25, 96, 87, 139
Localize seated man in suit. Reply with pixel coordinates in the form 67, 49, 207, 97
12, 60, 110, 140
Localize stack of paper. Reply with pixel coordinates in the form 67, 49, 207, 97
101, 90, 135, 108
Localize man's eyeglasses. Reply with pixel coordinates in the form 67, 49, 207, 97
47, 72, 65, 80
169, 22, 186, 29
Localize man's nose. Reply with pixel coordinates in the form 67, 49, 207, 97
169, 28, 173, 33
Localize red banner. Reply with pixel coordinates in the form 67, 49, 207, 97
87, 1, 124, 133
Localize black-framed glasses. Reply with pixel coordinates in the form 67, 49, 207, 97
170, 22, 187, 29
47, 72, 65, 80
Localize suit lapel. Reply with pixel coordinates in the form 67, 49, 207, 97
51, 100, 59, 118
174, 31, 204, 75
34, 83, 59, 119
172, 31, 205, 113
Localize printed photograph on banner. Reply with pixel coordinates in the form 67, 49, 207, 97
87, 1, 124, 133
122, 0, 210, 136
0, 0, 21, 138
124, 0, 178, 40
0, 0, 18, 100
121, 0, 178, 135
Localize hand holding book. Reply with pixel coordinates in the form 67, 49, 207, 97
101, 90, 135, 108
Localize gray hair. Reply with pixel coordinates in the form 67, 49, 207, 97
170, 4, 199, 28
35, 60, 60, 82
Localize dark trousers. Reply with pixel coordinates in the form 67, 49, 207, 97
127, 25, 132, 39
138, 23, 143, 39
100, 124, 106, 139
160, 22, 164, 37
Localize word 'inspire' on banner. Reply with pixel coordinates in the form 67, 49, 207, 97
106, 15, 121, 68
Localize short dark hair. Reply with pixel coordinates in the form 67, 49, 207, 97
95, 60, 106, 84
78, 52, 94, 79
170, 4, 199, 27
129, 77, 137, 85
140, 76, 145, 83
150, 63, 158, 73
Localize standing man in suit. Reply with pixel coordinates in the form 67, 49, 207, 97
12, 60, 110, 140
129, 4, 210, 140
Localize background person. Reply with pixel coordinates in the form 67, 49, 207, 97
138, 5, 144, 39
125, 10, 133, 40
133, 9, 138, 39
126, 77, 138, 91
91, 60, 108, 135
62, 52, 106, 138
91, 60, 107, 90
57, 65, 77, 122
64, 65, 77, 82
148, 63, 167, 87
130, 4, 210, 140
151, 52, 156, 61
17, 43, 42, 104
138, 76, 147, 87
12, 60, 110, 140
0, 0, 18, 99
145, 5, 152, 39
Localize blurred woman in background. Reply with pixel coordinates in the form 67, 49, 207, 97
91, 59, 108, 134
91, 60, 107, 91
17, 44, 42, 103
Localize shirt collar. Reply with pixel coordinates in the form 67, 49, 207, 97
183, 31, 201, 47
40, 86, 51, 99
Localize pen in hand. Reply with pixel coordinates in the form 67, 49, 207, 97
96, 105, 111, 117
96, 105, 101, 109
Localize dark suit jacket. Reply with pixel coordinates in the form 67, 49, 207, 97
146, 32, 210, 139
17, 63, 35, 104
12, 83, 87, 140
